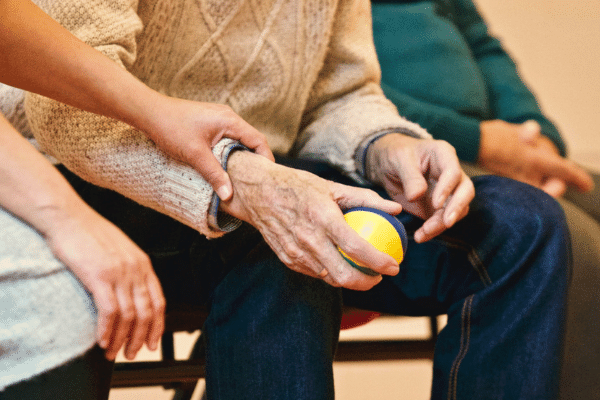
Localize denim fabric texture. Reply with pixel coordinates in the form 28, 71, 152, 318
56, 161, 570, 400
279, 157, 571, 400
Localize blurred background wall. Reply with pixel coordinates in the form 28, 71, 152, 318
475, 0, 600, 171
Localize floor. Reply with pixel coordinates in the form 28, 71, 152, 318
109, 316, 442, 400
110, 1, 600, 398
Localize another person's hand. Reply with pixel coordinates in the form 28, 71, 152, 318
365, 134, 475, 243
479, 119, 593, 198
43, 204, 165, 361
141, 96, 274, 201
219, 151, 403, 291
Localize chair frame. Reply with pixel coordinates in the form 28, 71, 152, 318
111, 308, 438, 398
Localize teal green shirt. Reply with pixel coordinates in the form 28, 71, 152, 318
372, 0, 566, 162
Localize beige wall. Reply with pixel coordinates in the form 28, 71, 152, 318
474, 0, 600, 171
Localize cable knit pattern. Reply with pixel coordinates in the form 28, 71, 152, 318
25, 0, 430, 237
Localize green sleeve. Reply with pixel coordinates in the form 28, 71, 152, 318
451, 0, 567, 156
381, 82, 482, 162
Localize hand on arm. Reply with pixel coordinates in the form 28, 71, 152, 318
365, 134, 475, 243
139, 97, 274, 200
218, 151, 403, 291
0, 0, 273, 200
0, 116, 165, 361
478, 120, 593, 198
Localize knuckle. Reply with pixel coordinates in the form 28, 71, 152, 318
341, 240, 360, 257
295, 232, 319, 251
120, 308, 136, 324
282, 241, 303, 261
101, 304, 118, 320
437, 140, 456, 153
137, 309, 153, 325
154, 297, 167, 314
137, 252, 152, 268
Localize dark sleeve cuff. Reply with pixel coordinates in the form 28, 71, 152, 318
207, 142, 248, 233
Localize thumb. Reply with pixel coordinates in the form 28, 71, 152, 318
189, 146, 234, 201
519, 120, 541, 143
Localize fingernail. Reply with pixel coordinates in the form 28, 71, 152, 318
216, 185, 232, 200
446, 211, 457, 226
414, 230, 424, 243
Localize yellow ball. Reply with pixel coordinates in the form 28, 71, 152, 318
339, 207, 407, 276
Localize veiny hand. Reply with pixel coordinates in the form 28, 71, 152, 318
142, 96, 274, 201
479, 119, 593, 198
365, 134, 475, 243
219, 151, 404, 291
44, 205, 165, 361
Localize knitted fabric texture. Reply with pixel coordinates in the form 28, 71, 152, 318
0, 209, 96, 391
24, 0, 429, 238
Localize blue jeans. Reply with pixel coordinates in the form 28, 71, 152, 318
58, 161, 570, 400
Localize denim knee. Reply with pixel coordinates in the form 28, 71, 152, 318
470, 175, 572, 286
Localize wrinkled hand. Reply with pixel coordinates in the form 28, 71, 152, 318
365, 134, 475, 243
479, 120, 593, 198
143, 96, 274, 200
44, 205, 165, 361
219, 151, 404, 291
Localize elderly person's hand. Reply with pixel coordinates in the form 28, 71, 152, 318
219, 151, 403, 291
365, 134, 475, 243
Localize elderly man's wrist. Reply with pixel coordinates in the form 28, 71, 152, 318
362, 132, 407, 183
207, 143, 249, 232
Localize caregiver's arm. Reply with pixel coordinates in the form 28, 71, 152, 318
0, 0, 272, 200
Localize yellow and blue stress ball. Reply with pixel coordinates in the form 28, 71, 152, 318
340, 207, 408, 276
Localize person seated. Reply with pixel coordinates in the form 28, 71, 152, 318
0, 0, 271, 397
2, 0, 573, 398
370, 0, 600, 397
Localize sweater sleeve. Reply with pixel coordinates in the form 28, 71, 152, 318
452, 0, 566, 156
293, 0, 430, 183
24, 0, 238, 237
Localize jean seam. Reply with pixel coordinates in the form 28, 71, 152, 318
432, 235, 493, 287
448, 294, 474, 400
466, 248, 492, 286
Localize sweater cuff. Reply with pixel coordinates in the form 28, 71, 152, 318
354, 127, 429, 184
207, 142, 248, 233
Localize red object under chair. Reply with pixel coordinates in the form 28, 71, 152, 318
340, 308, 381, 330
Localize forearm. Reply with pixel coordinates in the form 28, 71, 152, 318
26, 92, 238, 237
0, 115, 91, 237
0, 0, 161, 134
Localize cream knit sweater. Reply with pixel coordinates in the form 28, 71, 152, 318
25, 0, 429, 238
